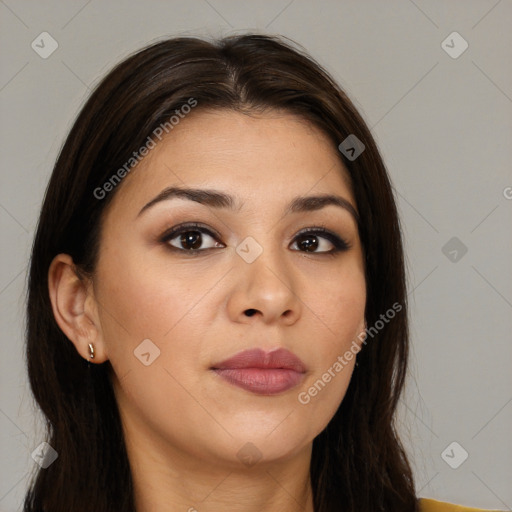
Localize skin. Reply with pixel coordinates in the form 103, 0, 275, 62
48, 109, 367, 512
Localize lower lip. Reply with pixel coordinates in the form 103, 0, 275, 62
211, 368, 305, 395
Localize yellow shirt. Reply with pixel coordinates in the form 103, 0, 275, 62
419, 497, 505, 511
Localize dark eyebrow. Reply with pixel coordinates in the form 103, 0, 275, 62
137, 186, 359, 223
286, 194, 359, 224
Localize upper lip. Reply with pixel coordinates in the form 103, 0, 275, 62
211, 348, 307, 373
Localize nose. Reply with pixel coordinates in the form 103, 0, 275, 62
226, 241, 302, 326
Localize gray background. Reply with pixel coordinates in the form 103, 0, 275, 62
1, 1, 511, 510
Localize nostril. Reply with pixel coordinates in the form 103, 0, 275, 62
245, 309, 257, 317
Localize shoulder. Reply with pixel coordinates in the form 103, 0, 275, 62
418, 497, 504, 512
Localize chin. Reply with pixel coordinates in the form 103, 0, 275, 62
214, 422, 315, 466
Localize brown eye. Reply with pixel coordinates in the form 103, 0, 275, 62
160, 223, 224, 253
168, 230, 220, 251
291, 228, 349, 254
295, 233, 326, 252
177, 231, 203, 250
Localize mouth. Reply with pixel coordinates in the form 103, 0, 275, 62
210, 348, 307, 395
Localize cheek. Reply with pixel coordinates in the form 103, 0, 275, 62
95, 244, 213, 343
96, 250, 221, 452
94, 242, 234, 430
293, 263, 366, 428
303, 259, 366, 343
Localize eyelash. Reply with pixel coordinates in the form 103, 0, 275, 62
159, 222, 351, 256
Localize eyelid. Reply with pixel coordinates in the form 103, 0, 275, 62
295, 225, 351, 251
159, 221, 351, 253
159, 222, 223, 244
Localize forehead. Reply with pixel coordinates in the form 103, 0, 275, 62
105, 109, 355, 217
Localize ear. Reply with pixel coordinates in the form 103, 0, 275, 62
48, 253, 108, 363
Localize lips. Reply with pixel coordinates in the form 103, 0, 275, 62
210, 348, 307, 395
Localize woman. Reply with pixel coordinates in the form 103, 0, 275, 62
23, 33, 495, 512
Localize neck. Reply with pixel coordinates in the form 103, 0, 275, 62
125, 422, 315, 512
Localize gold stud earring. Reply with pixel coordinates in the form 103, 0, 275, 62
88, 343, 95, 360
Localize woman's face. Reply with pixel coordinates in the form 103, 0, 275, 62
92, 109, 366, 467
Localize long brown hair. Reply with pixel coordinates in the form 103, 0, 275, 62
24, 33, 417, 511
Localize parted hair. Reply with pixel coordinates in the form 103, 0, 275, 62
24, 33, 417, 511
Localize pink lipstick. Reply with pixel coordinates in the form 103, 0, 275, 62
210, 348, 307, 395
